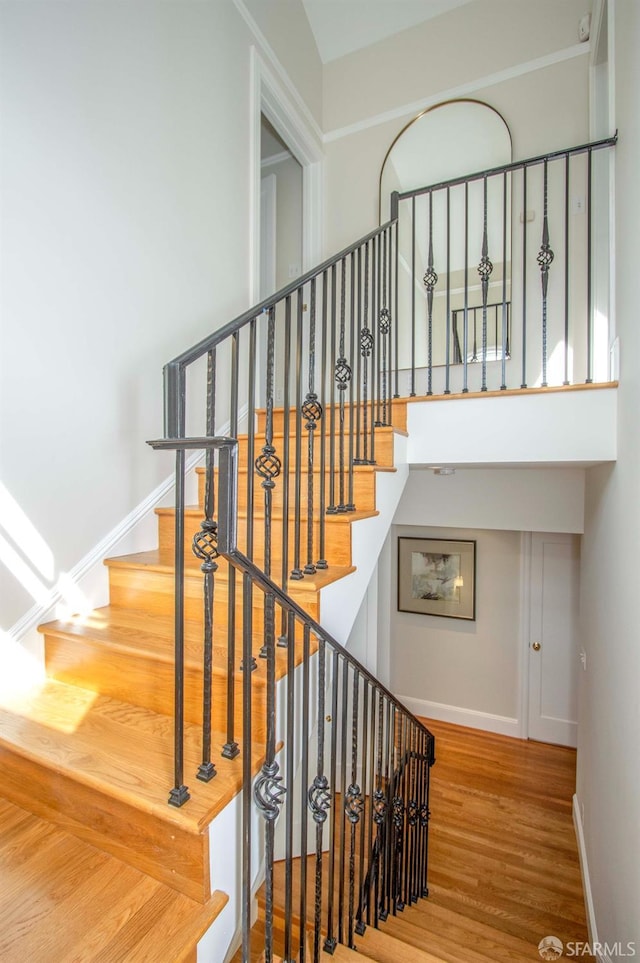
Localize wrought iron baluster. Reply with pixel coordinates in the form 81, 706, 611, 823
377, 230, 390, 425
393, 218, 400, 399
478, 176, 493, 392
257, 308, 281, 658
369, 235, 377, 464
223, 336, 241, 755
254, 590, 285, 963
327, 263, 337, 517
501, 172, 508, 390
445, 188, 451, 395
191, 349, 218, 781
355, 246, 362, 463
246, 320, 257, 560
423, 190, 438, 397
283, 608, 296, 962
463, 182, 469, 393
355, 243, 374, 465
372, 693, 386, 927
564, 153, 570, 385
169, 445, 190, 808
291, 290, 304, 580
278, 297, 292, 646
338, 658, 349, 945
309, 639, 330, 963
299, 623, 311, 961
324, 650, 340, 954
347, 251, 356, 511
354, 679, 369, 936
410, 197, 416, 397
303, 279, 322, 575
241, 571, 253, 963
317, 271, 329, 564
346, 669, 363, 948
336, 257, 352, 511
586, 148, 593, 383
537, 159, 554, 387
521, 166, 528, 388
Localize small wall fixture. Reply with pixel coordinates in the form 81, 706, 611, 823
433, 467, 456, 476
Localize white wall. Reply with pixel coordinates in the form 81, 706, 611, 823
0, 2, 322, 643
323, 0, 591, 252
576, 0, 640, 950
391, 524, 522, 734
262, 155, 303, 290
395, 466, 587, 534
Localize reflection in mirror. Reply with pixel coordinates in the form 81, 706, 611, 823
380, 100, 512, 372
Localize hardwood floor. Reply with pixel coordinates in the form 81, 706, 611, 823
0, 798, 227, 963
372, 718, 588, 962
255, 718, 587, 963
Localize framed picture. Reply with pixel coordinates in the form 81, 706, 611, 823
397, 537, 476, 621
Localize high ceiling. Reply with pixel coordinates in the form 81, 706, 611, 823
302, 0, 475, 63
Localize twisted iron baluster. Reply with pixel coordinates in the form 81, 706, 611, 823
254, 591, 285, 963
537, 159, 554, 387
323, 650, 340, 954
258, 308, 281, 659
355, 243, 373, 465
303, 280, 322, 574
346, 669, 364, 948
423, 192, 438, 397
309, 639, 330, 963
335, 258, 352, 512
372, 693, 386, 927
192, 349, 218, 782
377, 229, 391, 424
478, 176, 493, 392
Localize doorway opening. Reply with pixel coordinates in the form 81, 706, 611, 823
259, 115, 303, 301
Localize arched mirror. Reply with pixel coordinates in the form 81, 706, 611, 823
380, 100, 512, 372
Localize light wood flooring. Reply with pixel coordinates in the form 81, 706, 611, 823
252, 718, 587, 963
359, 718, 588, 962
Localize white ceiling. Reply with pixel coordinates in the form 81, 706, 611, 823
302, 0, 475, 63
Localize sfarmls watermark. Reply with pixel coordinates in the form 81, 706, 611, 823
539, 937, 637, 959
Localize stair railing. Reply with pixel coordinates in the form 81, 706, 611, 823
392, 133, 617, 396
149, 432, 435, 961
148, 131, 617, 959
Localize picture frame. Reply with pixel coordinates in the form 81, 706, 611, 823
397, 537, 476, 621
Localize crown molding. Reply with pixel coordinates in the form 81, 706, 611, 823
325, 42, 590, 144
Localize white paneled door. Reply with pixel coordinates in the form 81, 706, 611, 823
527, 533, 580, 748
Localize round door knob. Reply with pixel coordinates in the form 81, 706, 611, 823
532, 641, 542, 652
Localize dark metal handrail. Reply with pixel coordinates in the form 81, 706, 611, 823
395, 132, 618, 202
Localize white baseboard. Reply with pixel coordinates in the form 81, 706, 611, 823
397, 694, 520, 739
573, 793, 605, 958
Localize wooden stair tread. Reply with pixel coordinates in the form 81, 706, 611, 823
356, 926, 450, 963
156, 504, 380, 524
197, 463, 398, 475
104, 549, 356, 593
39, 606, 305, 676
0, 797, 227, 963
0, 678, 265, 834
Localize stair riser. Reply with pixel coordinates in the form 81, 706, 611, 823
157, 513, 354, 570
107, 566, 320, 627
0, 740, 209, 903
198, 469, 377, 514
233, 430, 395, 469
44, 635, 268, 739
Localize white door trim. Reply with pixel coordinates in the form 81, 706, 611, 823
518, 531, 533, 739
249, 46, 323, 307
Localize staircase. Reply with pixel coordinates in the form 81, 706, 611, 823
1, 136, 612, 961
0, 400, 425, 961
